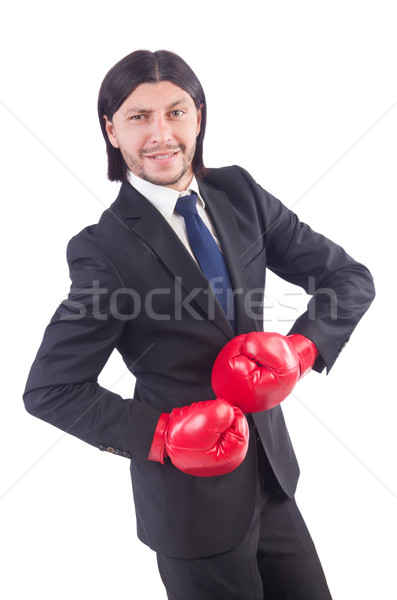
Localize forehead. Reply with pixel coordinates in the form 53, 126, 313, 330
119, 80, 195, 114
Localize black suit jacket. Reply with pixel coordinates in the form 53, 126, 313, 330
24, 165, 375, 558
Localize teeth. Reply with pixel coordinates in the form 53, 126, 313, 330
149, 153, 176, 159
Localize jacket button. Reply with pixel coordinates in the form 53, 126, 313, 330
106, 446, 116, 454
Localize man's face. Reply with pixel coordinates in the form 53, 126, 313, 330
104, 81, 202, 191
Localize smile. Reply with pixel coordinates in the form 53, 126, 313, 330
146, 151, 179, 160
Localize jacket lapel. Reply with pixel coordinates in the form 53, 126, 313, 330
198, 180, 248, 334
116, 182, 235, 339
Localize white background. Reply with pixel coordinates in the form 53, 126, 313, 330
1, 1, 396, 598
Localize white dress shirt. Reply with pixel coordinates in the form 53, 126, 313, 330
127, 170, 222, 264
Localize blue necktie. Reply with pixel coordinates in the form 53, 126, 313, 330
175, 193, 234, 323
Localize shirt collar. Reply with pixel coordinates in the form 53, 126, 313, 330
127, 170, 205, 223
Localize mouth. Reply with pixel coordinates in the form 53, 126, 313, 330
144, 150, 179, 161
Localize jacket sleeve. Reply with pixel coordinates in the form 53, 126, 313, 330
235, 165, 375, 373
23, 232, 161, 460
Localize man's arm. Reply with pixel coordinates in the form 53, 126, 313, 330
235, 165, 375, 373
23, 233, 161, 460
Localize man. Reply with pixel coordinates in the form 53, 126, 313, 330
24, 50, 375, 599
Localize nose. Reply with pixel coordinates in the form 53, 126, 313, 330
149, 114, 173, 145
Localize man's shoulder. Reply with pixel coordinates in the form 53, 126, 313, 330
202, 165, 256, 189
200, 166, 261, 207
66, 183, 137, 260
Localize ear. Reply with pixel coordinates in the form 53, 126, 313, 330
103, 115, 119, 148
196, 103, 203, 137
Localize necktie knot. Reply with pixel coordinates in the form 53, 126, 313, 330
175, 193, 198, 218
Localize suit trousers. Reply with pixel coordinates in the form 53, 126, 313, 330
156, 437, 333, 600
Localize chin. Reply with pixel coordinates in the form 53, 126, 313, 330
144, 167, 189, 188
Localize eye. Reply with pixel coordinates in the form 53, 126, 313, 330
130, 114, 145, 121
170, 110, 184, 117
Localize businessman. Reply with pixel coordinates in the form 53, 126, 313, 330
24, 50, 375, 599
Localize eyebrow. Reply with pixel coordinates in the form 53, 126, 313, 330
122, 97, 188, 116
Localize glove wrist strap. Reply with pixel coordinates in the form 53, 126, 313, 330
288, 334, 319, 377
148, 413, 170, 463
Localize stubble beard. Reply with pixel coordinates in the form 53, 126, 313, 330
121, 142, 196, 187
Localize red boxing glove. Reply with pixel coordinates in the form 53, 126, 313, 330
148, 398, 249, 477
211, 332, 319, 413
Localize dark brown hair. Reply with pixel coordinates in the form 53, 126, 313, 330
98, 50, 207, 182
